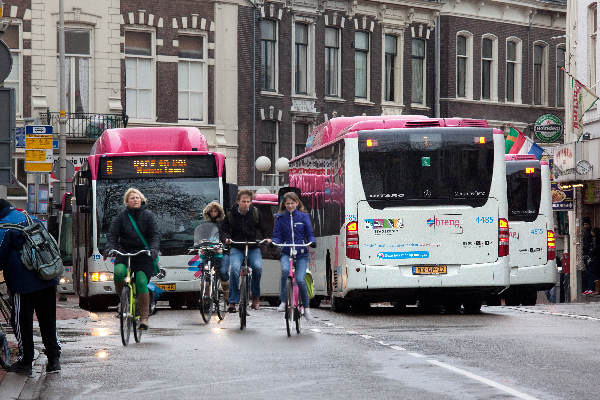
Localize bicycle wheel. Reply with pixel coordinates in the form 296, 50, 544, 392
239, 272, 247, 330
294, 285, 301, 335
215, 278, 226, 321
0, 330, 10, 368
120, 287, 132, 346
133, 291, 143, 343
285, 278, 293, 337
199, 268, 213, 324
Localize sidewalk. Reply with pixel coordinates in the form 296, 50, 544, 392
0, 294, 90, 399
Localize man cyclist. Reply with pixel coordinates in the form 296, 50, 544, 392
221, 189, 270, 312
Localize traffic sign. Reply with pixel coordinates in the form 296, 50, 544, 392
25, 125, 54, 173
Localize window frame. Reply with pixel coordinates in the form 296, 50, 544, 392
124, 27, 156, 121
177, 32, 208, 123
261, 120, 278, 174
556, 45, 566, 108
455, 31, 473, 100
480, 34, 498, 102
4, 22, 23, 117
354, 30, 371, 101
533, 41, 549, 106
292, 122, 310, 158
505, 37, 522, 104
589, 3, 597, 92
382, 33, 403, 104
59, 27, 94, 114
325, 26, 341, 98
411, 37, 426, 106
292, 18, 315, 97
261, 19, 278, 93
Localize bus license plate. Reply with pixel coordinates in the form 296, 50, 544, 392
412, 266, 447, 275
157, 283, 176, 291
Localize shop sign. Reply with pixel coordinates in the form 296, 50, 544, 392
534, 114, 563, 143
549, 159, 574, 210
553, 143, 576, 181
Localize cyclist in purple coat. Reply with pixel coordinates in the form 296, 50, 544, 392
272, 192, 316, 320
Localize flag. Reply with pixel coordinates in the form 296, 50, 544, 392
563, 67, 599, 130
505, 127, 519, 154
508, 127, 544, 160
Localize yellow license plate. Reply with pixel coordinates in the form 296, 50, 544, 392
157, 283, 176, 291
412, 266, 447, 275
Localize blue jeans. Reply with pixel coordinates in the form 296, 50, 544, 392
217, 254, 229, 282
280, 254, 309, 309
229, 247, 262, 304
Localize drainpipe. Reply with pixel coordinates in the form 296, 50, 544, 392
434, 13, 440, 118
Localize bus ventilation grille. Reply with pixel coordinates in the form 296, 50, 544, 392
459, 119, 488, 127
405, 120, 441, 128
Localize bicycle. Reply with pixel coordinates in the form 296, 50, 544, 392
189, 239, 227, 324
228, 240, 268, 330
272, 242, 313, 337
109, 249, 150, 346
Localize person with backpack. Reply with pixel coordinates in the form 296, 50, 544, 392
272, 192, 316, 320
0, 199, 61, 375
105, 188, 160, 330
221, 189, 270, 312
200, 201, 229, 302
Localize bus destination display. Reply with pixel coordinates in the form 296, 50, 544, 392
99, 155, 216, 179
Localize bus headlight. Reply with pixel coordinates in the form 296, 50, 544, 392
59, 277, 71, 284
90, 272, 114, 282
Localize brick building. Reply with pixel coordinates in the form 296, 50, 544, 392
438, 0, 567, 133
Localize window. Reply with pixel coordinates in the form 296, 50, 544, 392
295, 23, 308, 94
533, 43, 547, 105
411, 38, 425, 104
557, 46, 566, 107
57, 28, 92, 113
355, 31, 369, 99
261, 20, 277, 92
456, 35, 467, 98
125, 30, 154, 120
384, 35, 397, 102
261, 121, 277, 173
294, 123, 309, 157
325, 27, 340, 97
178, 35, 206, 121
481, 36, 498, 101
589, 4, 597, 90
3, 25, 21, 116
506, 39, 522, 103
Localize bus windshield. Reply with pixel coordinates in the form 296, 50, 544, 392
59, 213, 73, 264
96, 177, 220, 255
506, 161, 541, 222
358, 128, 494, 208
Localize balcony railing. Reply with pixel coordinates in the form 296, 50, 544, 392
40, 110, 128, 139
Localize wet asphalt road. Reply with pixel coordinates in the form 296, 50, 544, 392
39, 302, 599, 400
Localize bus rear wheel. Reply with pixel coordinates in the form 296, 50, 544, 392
330, 295, 349, 313
463, 299, 482, 314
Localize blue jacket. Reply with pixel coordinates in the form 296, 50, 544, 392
0, 201, 57, 294
272, 209, 315, 256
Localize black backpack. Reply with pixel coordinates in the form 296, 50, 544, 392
0, 212, 64, 280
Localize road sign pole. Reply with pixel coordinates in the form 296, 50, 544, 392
58, 0, 67, 204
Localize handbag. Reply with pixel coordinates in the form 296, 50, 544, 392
127, 213, 160, 275
305, 269, 315, 299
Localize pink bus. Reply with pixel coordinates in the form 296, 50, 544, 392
72, 127, 234, 311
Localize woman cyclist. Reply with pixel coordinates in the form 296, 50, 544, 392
272, 192, 316, 320
106, 188, 160, 330
200, 201, 230, 302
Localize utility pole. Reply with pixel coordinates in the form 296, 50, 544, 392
58, 0, 67, 203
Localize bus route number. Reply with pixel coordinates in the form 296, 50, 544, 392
530, 228, 544, 235
476, 217, 494, 224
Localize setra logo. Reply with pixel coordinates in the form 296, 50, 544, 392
426, 217, 435, 227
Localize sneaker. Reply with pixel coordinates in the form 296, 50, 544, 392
277, 302, 286, 312
5, 359, 32, 375
304, 308, 314, 321
46, 358, 61, 374
228, 304, 237, 313
583, 290, 593, 295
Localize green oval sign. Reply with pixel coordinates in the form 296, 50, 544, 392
534, 114, 563, 143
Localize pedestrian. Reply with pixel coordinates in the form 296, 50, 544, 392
0, 198, 61, 375
200, 201, 230, 302
582, 217, 596, 295
590, 227, 600, 295
221, 189, 270, 312
106, 188, 160, 330
272, 192, 316, 320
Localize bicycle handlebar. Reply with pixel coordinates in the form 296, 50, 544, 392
271, 242, 313, 248
188, 241, 224, 254
227, 239, 270, 246
109, 249, 150, 257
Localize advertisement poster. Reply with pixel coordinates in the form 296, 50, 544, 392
27, 184, 36, 213
549, 159, 574, 210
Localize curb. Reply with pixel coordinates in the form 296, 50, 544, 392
0, 349, 45, 400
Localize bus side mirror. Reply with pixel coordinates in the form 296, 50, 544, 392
278, 187, 301, 204
224, 183, 238, 210
75, 185, 89, 206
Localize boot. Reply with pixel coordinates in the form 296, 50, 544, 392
138, 292, 150, 330
221, 280, 229, 304
594, 280, 600, 295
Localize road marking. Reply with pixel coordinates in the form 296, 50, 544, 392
390, 345, 406, 351
376, 340, 390, 346
360, 334, 374, 339
508, 306, 600, 322
408, 352, 426, 358
310, 328, 321, 333
427, 359, 540, 400
346, 330, 358, 334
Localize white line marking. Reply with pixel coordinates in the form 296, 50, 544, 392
510, 307, 600, 322
408, 352, 426, 358
310, 328, 321, 333
346, 330, 358, 334
360, 334, 374, 339
324, 322, 334, 326
376, 341, 390, 346
427, 359, 540, 400
390, 345, 406, 351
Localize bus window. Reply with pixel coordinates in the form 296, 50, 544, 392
506, 161, 541, 222
358, 128, 494, 208
255, 203, 279, 260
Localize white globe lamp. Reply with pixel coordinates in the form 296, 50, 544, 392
255, 156, 271, 172
275, 157, 290, 173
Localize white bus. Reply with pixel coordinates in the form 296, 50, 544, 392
288, 116, 510, 313
72, 127, 234, 311
494, 155, 556, 306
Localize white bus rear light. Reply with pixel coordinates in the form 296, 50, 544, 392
547, 230, 556, 261
346, 221, 360, 260
498, 218, 509, 257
